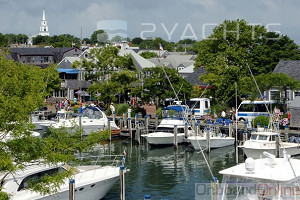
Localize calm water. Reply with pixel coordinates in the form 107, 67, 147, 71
93, 138, 244, 200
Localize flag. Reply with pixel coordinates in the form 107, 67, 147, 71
159, 43, 163, 51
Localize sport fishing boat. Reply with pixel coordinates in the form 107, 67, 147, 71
143, 104, 192, 145
1, 162, 124, 200
219, 151, 300, 200
238, 127, 300, 158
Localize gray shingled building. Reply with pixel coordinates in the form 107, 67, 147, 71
288, 96, 300, 127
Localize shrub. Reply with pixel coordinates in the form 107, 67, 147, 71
156, 107, 162, 119
132, 107, 147, 118
253, 115, 269, 128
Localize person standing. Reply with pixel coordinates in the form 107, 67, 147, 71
64, 99, 68, 110
221, 110, 226, 126
110, 103, 115, 115
73, 97, 77, 105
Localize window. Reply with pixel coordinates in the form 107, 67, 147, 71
26, 57, 32, 63
258, 135, 268, 140
43, 56, 49, 63
18, 167, 66, 191
205, 101, 208, 109
250, 134, 258, 140
269, 90, 280, 101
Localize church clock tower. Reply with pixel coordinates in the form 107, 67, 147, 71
39, 10, 49, 36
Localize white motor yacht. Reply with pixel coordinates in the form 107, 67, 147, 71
143, 105, 192, 145
38, 106, 120, 136
1, 163, 123, 200
238, 128, 300, 158
219, 151, 300, 200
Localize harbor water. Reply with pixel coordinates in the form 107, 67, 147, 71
89, 138, 245, 200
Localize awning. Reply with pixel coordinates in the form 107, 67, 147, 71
57, 68, 79, 74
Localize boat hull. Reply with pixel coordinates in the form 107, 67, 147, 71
144, 132, 186, 145
240, 144, 300, 159
189, 136, 235, 150
11, 166, 121, 200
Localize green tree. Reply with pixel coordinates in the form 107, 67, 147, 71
194, 19, 300, 106
90, 30, 108, 45
140, 51, 158, 59
110, 35, 123, 43
132, 37, 143, 45
140, 66, 192, 107
0, 53, 106, 197
73, 46, 137, 106
0, 33, 8, 47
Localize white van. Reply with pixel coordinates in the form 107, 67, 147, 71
236, 100, 274, 122
188, 98, 211, 119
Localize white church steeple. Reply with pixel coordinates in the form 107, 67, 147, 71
39, 10, 49, 36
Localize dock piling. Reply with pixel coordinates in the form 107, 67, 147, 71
276, 135, 280, 158
120, 166, 125, 200
184, 122, 188, 138
135, 121, 140, 144
155, 115, 158, 128
211, 177, 219, 200
69, 179, 75, 200
206, 127, 211, 153
174, 125, 178, 149
229, 121, 232, 137
113, 111, 116, 123
128, 117, 132, 138
108, 119, 111, 141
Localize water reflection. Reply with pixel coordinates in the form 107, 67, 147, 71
94, 139, 241, 200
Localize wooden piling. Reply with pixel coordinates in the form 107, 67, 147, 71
69, 179, 75, 200
206, 127, 211, 153
174, 125, 178, 149
120, 166, 125, 200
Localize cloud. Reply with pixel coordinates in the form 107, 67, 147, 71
0, 0, 299, 44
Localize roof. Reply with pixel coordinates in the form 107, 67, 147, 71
273, 60, 300, 81
119, 49, 156, 70
9, 47, 78, 63
57, 57, 81, 69
184, 67, 209, 87
148, 54, 195, 69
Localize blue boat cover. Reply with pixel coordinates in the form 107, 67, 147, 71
162, 106, 186, 112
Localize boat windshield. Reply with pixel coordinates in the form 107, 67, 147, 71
156, 127, 184, 133
258, 135, 268, 141
17, 166, 66, 191
220, 175, 298, 200
250, 134, 258, 140
162, 106, 188, 120
82, 108, 103, 119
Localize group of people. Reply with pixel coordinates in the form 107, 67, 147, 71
55, 99, 71, 112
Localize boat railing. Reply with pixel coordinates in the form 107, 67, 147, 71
76, 154, 125, 167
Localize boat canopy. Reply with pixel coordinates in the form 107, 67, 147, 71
162, 106, 187, 112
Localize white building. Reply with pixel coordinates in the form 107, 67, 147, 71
39, 10, 49, 36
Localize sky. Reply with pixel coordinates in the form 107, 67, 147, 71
0, 0, 299, 44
